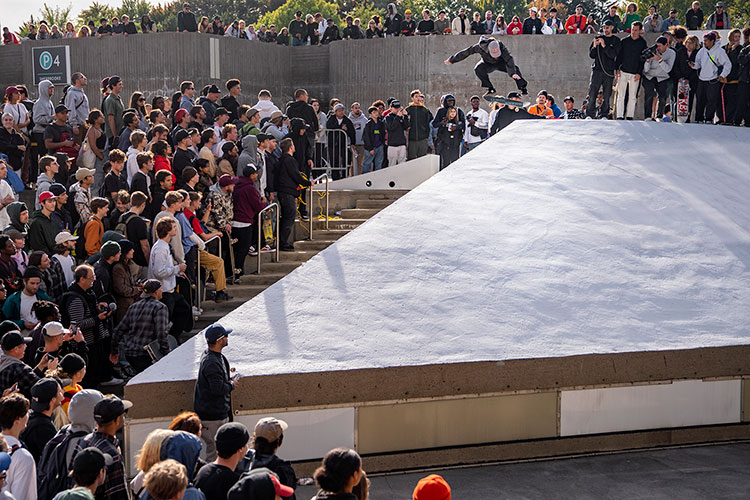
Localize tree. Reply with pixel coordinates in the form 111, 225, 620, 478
38, 2, 73, 27
117, 0, 154, 20
77, 1, 117, 25
345, 0, 381, 23
528, 0, 568, 20
256, 0, 338, 30
148, 1, 182, 30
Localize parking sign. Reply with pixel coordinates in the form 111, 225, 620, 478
32, 46, 71, 85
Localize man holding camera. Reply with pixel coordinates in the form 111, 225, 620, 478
642, 36, 676, 119
464, 96, 489, 152
586, 20, 621, 119
615, 21, 647, 119
385, 100, 410, 165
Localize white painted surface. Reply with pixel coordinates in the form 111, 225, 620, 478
328, 154, 439, 190
235, 407, 355, 461
130, 121, 750, 386
560, 379, 742, 436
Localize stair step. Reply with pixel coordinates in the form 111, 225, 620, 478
294, 240, 335, 251
234, 273, 287, 286
310, 219, 365, 230
340, 208, 381, 219
255, 261, 303, 273
355, 199, 394, 209
312, 229, 350, 240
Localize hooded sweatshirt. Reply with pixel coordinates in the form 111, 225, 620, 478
4, 200, 29, 233
251, 99, 280, 120
238, 134, 259, 172
232, 174, 266, 224
286, 118, 312, 172
144, 431, 205, 500
63, 86, 90, 130
32, 80, 55, 134
28, 209, 58, 254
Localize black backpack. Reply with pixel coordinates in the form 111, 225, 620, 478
114, 211, 138, 239
36, 425, 89, 500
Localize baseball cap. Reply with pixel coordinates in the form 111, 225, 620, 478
60, 353, 86, 375
49, 183, 67, 196
218, 174, 238, 187
54, 104, 69, 114
391, 100, 401, 108
38, 191, 56, 204
55, 232, 78, 244
488, 39, 501, 58
207, 84, 221, 94
254, 417, 288, 442
1, 331, 31, 351
75, 167, 95, 181
175, 129, 190, 143
243, 165, 258, 177
141, 278, 162, 298
42, 321, 70, 337
6, 228, 25, 240
174, 108, 188, 123
256, 133, 270, 143
537, 89, 548, 97
93, 395, 133, 423
530, 6, 538, 12
30, 377, 60, 412
205, 323, 232, 343
670, 8, 677, 13
603, 19, 614, 26
715, 1, 724, 6
4, 86, 19, 98
508, 91, 522, 99
334, 103, 345, 111
405, 9, 412, 14
215, 107, 229, 117
215, 422, 250, 456
246, 108, 260, 120
563, 95, 575, 102
228, 468, 294, 500
0, 452, 10, 475
72, 447, 113, 478
413, 474, 451, 500
656, 35, 669, 44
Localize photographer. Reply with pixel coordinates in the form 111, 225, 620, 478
642, 36, 676, 119
691, 31, 732, 123
586, 20, 621, 119
464, 95, 489, 152
60, 264, 121, 388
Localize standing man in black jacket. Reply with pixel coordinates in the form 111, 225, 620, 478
733, 28, 750, 126
19, 377, 62, 462
385, 101, 410, 166
523, 7, 543, 34
325, 104, 355, 180
194, 323, 237, 461
285, 88, 319, 150
685, 1, 704, 30
276, 139, 311, 251
587, 20, 621, 119
289, 11, 306, 46
445, 35, 529, 95
177, 3, 198, 32
615, 21, 647, 119
406, 90, 433, 160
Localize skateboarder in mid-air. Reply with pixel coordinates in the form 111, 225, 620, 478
445, 35, 529, 96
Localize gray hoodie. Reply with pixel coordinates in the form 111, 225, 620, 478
65, 389, 104, 464
63, 86, 90, 129
238, 134, 259, 170
643, 47, 676, 82
32, 80, 55, 134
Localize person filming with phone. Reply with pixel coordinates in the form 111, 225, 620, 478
0, 330, 58, 398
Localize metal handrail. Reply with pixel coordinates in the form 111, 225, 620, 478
257, 203, 280, 274
196, 234, 222, 310
309, 173, 330, 239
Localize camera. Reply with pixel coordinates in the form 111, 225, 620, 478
641, 45, 658, 61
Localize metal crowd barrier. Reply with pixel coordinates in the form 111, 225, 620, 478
314, 128, 352, 180
256, 203, 280, 274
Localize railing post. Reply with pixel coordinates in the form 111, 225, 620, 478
309, 183, 314, 240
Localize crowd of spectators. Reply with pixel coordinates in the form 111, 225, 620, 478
0, 317, 455, 500
1, 0, 745, 46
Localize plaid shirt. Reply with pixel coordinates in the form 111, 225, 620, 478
72, 432, 129, 500
0, 355, 44, 398
45, 260, 68, 303
111, 296, 170, 357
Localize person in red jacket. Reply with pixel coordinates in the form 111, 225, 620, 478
231, 165, 267, 276
565, 5, 588, 33
151, 139, 176, 189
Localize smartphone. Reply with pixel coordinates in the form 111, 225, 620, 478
70, 321, 77, 334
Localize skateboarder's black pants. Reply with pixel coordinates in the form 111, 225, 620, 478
695, 79, 721, 122
643, 76, 669, 119
586, 70, 614, 118
733, 81, 750, 126
474, 61, 528, 92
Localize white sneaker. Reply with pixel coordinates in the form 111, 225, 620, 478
248, 246, 258, 256
100, 377, 124, 386
192, 306, 203, 317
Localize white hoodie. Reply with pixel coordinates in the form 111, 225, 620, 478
252, 99, 280, 120
694, 42, 732, 81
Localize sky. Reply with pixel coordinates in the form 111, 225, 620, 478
2, 0, 121, 32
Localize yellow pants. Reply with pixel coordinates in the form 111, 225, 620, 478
199, 250, 226, 292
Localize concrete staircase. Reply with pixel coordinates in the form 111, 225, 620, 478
180, 190, 407, 341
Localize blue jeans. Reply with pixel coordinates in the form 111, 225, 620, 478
292, 36, 304, 46
363, 146, 384, 173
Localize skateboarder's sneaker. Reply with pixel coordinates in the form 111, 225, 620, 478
521, 87, 529, 95
483, 88, 497, 97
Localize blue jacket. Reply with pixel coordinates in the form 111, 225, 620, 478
2, 289, 52, 329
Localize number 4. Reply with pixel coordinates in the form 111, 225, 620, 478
54, 55, 60, 66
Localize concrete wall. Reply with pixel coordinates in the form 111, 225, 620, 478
1, 32, 664, 113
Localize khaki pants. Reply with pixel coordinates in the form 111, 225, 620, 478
352, 145, 364, 176
200, 418, 228, 461
616, 72, 640, 119
199, 250, 226, 291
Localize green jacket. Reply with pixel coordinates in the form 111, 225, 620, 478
28, 209, 58, 254
2, 289, 52, 329
406, 103, 434, 142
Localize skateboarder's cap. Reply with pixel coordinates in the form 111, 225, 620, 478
488, 40, 501, 57
563, 96, 575, 102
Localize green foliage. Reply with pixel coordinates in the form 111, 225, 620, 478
117, 0, 154, 19
38, 2, 74, 27
345, 1, 381, 23
148, 1, 182, 30
256, 0, 339, 29
77, 2, 117, 25
728, 0, 749, 27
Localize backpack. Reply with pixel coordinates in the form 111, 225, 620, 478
73, 218, 90, 260
114, 211, 138, 239
36, 425, 89, 500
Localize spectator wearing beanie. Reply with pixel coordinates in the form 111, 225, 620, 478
194, 422, 249, 500
413, 474, 451, 500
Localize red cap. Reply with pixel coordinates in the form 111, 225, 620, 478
38, 191, 57, 204
174, 108, 188, 122
413, 474, 451, 500
270, 474, 295, 497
